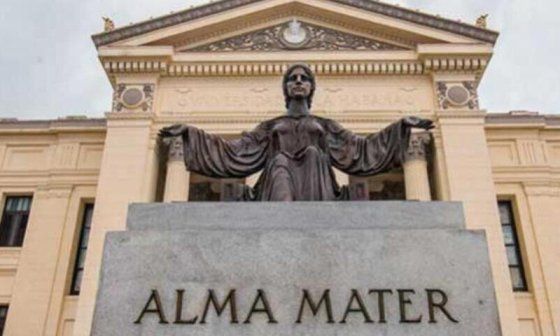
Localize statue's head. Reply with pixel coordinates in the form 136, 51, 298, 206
283, 63, 316, 109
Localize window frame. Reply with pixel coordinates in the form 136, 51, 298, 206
69, 202, 94, 296
498, 199, 529, 292
0, 194, 33, 248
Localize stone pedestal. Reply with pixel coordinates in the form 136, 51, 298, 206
92, 202, 501, 336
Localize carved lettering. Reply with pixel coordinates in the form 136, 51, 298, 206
134, 289, 168, 324
369, 289, 393, 323
200, 289, 239, 324
175, 289, 198, 324
243, 289, 278, 324
340, 289, 374, 324
295, 289, 335, 324
398, 289, 422, 323
426, 289, 459, 323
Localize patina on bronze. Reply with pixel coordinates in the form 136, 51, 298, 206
159, 64, 433, 201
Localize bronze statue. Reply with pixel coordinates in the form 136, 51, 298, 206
159, 64, 433, 201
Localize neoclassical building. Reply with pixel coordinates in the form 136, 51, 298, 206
0, 0, 558, 335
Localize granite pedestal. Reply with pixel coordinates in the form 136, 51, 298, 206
92, 202, 501, 336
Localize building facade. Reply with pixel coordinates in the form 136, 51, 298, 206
0, 0, 558, 335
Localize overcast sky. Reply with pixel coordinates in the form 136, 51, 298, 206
0, 0, 558, 120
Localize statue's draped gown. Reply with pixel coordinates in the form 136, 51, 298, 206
179, 115, 411, 201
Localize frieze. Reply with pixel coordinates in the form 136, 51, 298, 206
35, 186, 73, 199
188, 20, 406, 52
523, 184, 560, 197
162, 86, 429, 113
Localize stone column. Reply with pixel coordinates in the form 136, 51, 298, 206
403, 132, 432, 201
163, 136, 190, 202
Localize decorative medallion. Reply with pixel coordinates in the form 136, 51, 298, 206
437, 82, 479, 110
188, 20, 406, 52
112, 84, 154, 113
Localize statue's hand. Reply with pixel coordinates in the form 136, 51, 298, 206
402, 117, 434, 130
158, 124, 188, 138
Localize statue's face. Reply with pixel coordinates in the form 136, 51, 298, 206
286, 67, 313, 100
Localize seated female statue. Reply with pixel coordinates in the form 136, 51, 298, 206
159, 64, 433, 201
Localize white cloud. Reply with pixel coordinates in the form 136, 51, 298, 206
0, 0, 558, 119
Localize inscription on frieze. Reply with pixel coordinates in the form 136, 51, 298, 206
160, 77, 433, 113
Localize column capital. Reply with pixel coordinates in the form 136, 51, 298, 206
404, 132, 432, 162
164, 136, 184, 162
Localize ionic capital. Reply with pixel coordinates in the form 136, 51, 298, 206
404, 132, 432, 162
166, 136, 184, 162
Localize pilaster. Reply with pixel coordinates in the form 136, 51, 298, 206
72, 111, 158, 336
436, 108, 521, 336
522, 183, 560, 336
4, 185, 73, 336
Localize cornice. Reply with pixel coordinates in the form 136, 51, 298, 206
101, 55, 490, 77
436, 110, 486, 119
0, 118, 106, 133
155, 111, 431, 126
92, 0, 498, 47
485, 113, 560, 128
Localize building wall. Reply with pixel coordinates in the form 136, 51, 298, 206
0, 120, 105, 335
487, 117, 560, 336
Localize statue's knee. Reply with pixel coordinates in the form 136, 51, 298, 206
271, 153, 290, 166
304, 146, 322, 159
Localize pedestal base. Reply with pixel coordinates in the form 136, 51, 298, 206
92, 202, 501, 336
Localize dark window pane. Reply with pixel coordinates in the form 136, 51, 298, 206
80, 228, 90, 248
506, 246, 520, 266
510, 267, 527, 291
70, 203, 94, 295
498, 202, 512, 225
0, 305, 8, 335
498, 201, 528, 292
502, 225, 514, 245
0, 196, 32, 247
72, 270, 83, 295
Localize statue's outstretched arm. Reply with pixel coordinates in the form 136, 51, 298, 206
328, 117, 432, 176
159, 123, 269, 179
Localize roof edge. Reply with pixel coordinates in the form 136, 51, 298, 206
92, 0, 499, 48
0, 118, 107, 131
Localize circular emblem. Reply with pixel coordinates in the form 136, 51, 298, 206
446, 85, 470, 106
280, 19, 310, 49
122, 87, 144, 108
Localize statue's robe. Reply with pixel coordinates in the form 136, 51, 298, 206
179, 115, 411, 201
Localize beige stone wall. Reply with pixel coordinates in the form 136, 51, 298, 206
0, 120, 105, 335
487, 119, 560, 336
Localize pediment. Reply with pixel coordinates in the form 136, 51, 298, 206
93, 0, 498, 49
186, 20, 409, 52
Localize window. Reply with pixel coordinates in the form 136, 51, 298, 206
70, 203, 94, 295
0, 305, 8, 335
0, 196, 32, 247
498, 201, 528, 291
